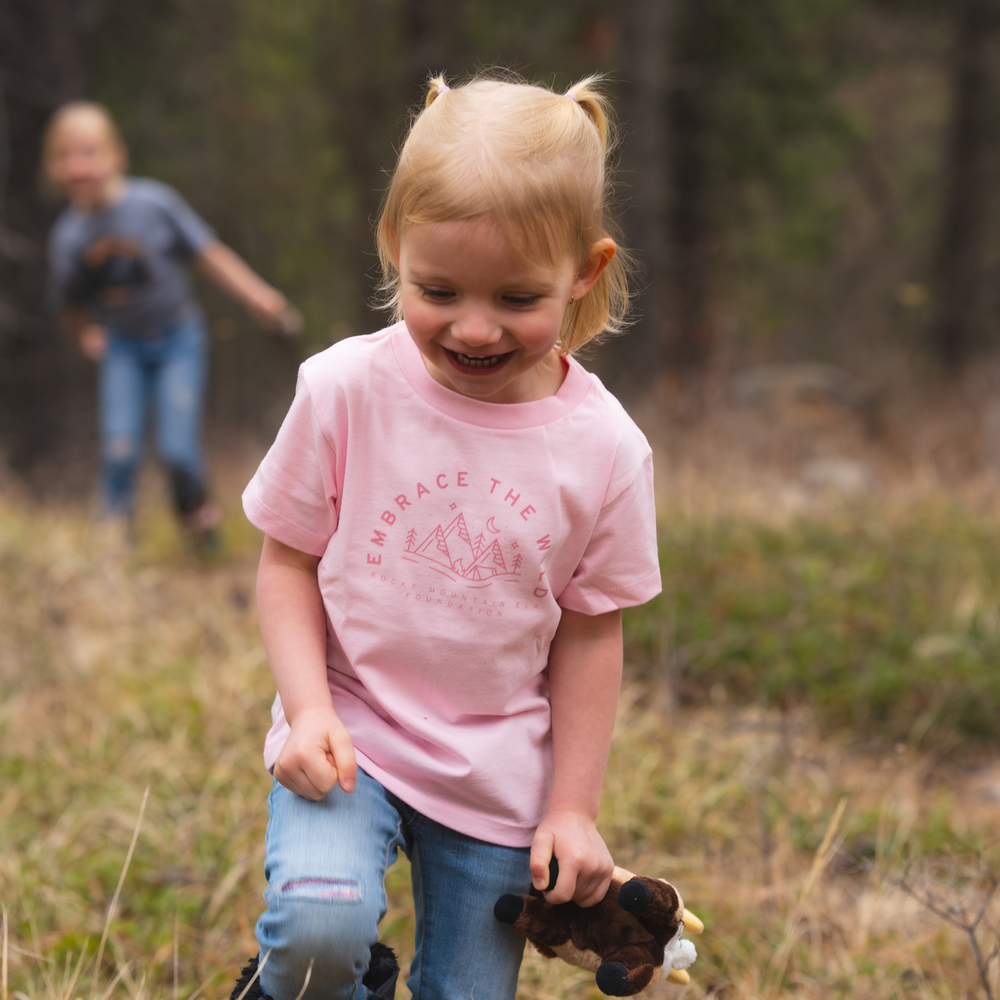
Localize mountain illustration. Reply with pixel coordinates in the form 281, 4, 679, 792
411, 512, 515, 581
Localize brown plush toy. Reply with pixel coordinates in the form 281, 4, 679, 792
494, 861, 704, 996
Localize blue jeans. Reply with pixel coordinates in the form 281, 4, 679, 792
99, 313, 209, 517
256, 770, 532, 1000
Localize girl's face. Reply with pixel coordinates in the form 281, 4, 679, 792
47, 117, 125, 210
398, 216, 613, 404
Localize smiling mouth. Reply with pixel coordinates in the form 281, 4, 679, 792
447, 349, 512, 372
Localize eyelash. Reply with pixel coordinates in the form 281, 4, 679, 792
418, 287, 541, 308
420, 287, 454, 301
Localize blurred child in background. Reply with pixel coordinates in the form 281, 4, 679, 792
43, 101, 299, 546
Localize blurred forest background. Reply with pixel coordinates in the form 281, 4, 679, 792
1, 0, 1000, 490
4, 4, 1000, 1000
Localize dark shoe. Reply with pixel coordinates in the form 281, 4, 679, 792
230, 956, 271, 1000
230, 945, 399, 1000
362, 942, 399, 999
184, 502, 223, 556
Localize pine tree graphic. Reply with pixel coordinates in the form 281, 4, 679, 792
512, 552, 523, 573
472, 532, 486, 558
404, 528, 417, 551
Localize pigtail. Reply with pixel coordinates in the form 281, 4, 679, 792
557, 75, 630, 353
425, 75, 450, 109
563, 75, 612, 151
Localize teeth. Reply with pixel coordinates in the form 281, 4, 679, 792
455, 353, 503, 368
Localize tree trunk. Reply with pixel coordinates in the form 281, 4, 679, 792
929, 0, 994, 372
664, 0, 713, 380
598, 0, 671, 397
0, 0, 99, 487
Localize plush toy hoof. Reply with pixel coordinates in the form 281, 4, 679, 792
666, 968, 691, 985
617, 878, 652, 912
595, 961, 632, 996
494, 894, 525, 924
683, 908, 705, 934
229, 956, 272, 1000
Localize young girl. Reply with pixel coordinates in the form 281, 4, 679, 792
240, 74, 661, 1000
44, 101, 297, 541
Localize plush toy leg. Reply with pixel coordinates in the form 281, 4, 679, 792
594, 948, 655, 997
618, 877, 683, 925
230, 956, 272, 1000
494, 894, 525, 925
493, 894, 560, 959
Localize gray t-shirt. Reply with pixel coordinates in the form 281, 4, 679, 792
46, 177, 215, 337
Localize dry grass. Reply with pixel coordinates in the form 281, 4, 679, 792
1, 459, 999, 1000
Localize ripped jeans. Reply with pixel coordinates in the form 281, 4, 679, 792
256, 770, 532, 1000
99, 313, 208, 518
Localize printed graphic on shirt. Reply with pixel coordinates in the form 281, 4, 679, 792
66, 235, 150, 307
365, 470, 552, 610
404, 511, 521, 582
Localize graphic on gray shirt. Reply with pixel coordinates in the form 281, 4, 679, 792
46, 177, 215, 337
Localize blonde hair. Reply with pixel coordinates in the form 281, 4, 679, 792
377, 73, 631, 354
42, 101, 127, 187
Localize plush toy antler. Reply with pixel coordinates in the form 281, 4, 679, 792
495, 860, 704, 996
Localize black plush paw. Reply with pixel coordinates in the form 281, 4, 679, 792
595, 961, 631, 996
494, 894, 526, 924
617, 878, 652, 912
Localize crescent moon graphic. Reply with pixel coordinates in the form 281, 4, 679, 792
486, 517, 501, 534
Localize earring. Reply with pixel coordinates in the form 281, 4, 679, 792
569, 295, 575, 306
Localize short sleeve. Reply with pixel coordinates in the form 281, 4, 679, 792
242, 371, 340, 556
557, 451, 661, 615
155, 183, 215, 256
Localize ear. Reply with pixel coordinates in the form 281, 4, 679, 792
571, 238, 616, 302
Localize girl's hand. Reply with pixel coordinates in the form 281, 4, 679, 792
80, 324, 108, 360
274, 704, 357, 801
248, 286, 292, 330
529, 808, 614, 907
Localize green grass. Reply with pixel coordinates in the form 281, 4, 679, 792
624, 506, 1000, 744
1, 487, 998, 1000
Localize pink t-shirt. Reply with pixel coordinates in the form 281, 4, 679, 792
243, 322, 661, 846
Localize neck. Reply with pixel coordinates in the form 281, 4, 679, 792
76, 174, 126, 213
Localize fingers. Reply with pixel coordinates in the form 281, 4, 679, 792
274, 713, 357, 800
531, 812, 614, 906
80, 325, 108, 361
327, 723, 357, 793
529, 830, 555, 892
566, 860, 613, 908
273, 752, 336, 801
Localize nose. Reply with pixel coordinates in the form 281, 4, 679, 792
451, 304, 502, 349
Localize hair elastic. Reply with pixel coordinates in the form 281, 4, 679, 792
438, 84, 451, 94
564, 91, 577, 102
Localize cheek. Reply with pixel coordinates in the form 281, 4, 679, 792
400, 300, 438, 343
520, 311, 564, 352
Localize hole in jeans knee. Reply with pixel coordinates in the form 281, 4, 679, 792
280, 878, 361, 902
169, 384, 195, 410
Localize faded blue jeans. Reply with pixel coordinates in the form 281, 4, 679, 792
99, 312, 208, 518
256, 769, 532, 1000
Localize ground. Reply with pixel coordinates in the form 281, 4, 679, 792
2, 387, 1000, 999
